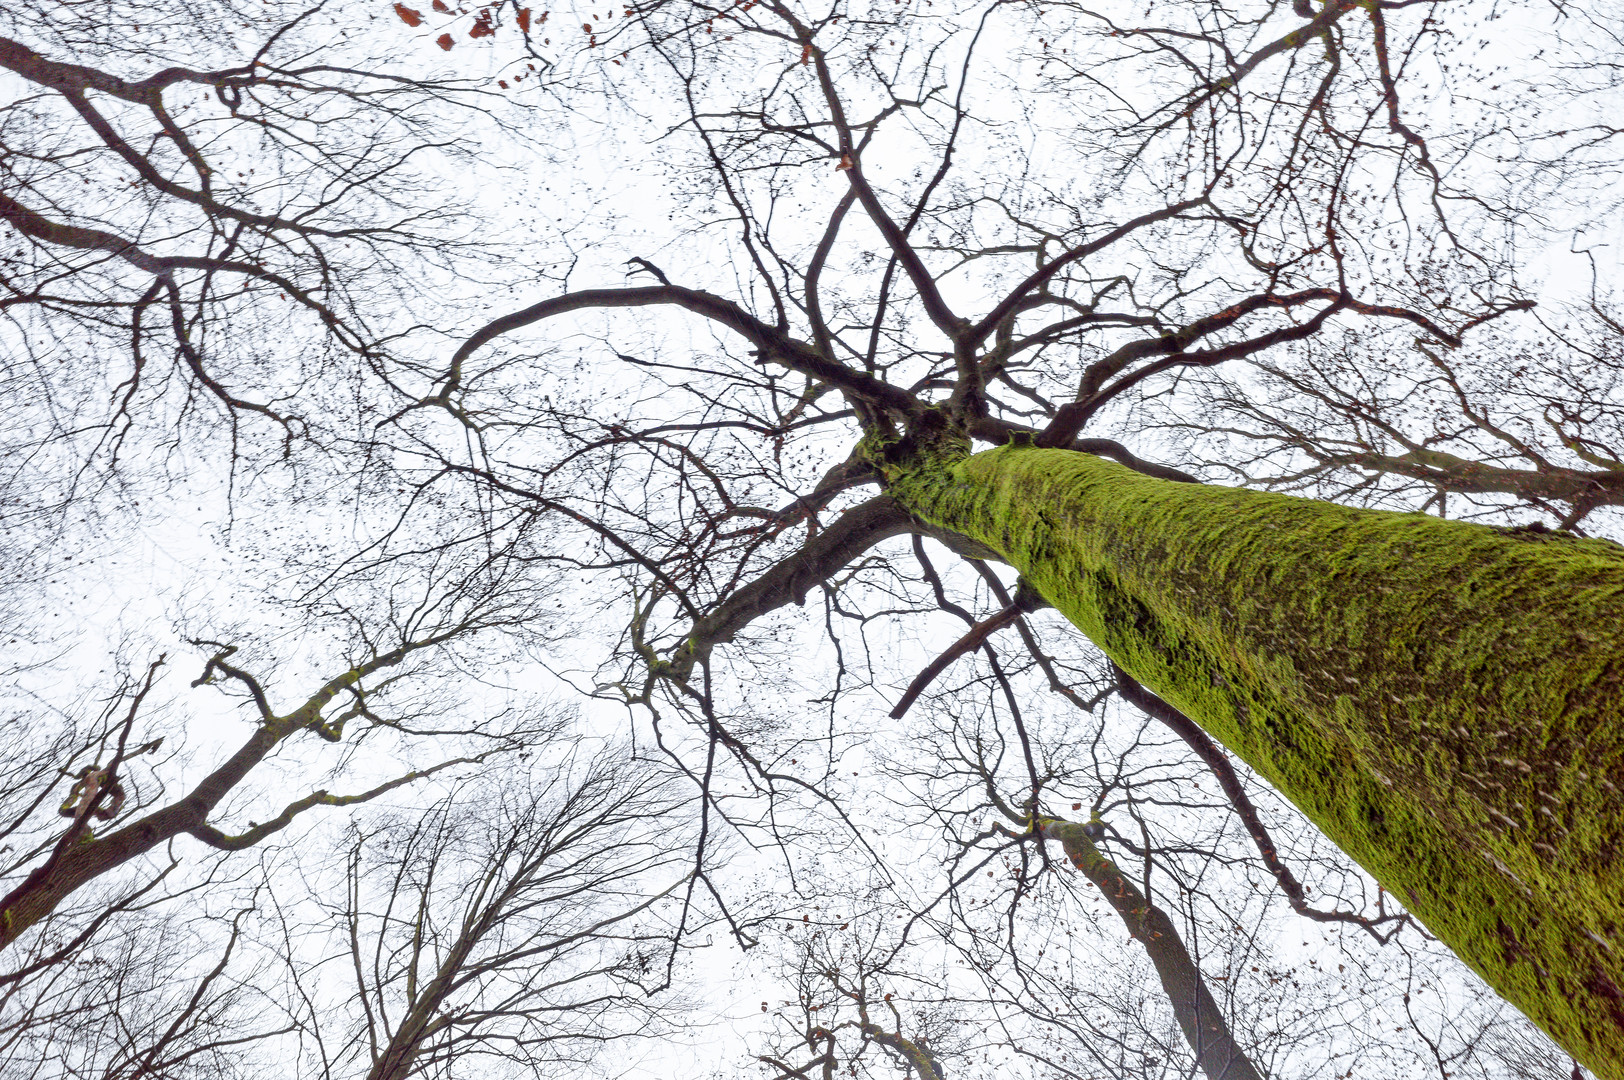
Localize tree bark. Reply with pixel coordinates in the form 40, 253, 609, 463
881, 438, 1624, 1080
1043, 820, 1264, 1080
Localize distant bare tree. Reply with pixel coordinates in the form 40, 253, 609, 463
281, 741, 695, 1080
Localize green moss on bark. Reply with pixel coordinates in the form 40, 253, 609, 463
885, 442, 1624, 1078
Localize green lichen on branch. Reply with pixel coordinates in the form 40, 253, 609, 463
886, 442, 1624, 1079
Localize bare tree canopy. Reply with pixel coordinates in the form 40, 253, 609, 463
3, 0, 1623, 1077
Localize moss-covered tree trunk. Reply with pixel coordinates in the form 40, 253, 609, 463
882, 440, 1624, 1079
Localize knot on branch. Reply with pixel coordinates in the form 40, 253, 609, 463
58, 766, 126, 822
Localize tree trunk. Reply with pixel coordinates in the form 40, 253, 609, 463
1044, 819, 1265, 1080
883, 439, 1624, 1080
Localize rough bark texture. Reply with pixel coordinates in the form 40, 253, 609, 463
883, 440, 1624, 1079
1043, 819, 1265, 1080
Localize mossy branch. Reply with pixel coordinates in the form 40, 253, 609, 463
185, 756, 487, 851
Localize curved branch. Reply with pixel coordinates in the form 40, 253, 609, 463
969, 417, 1200, 484
889, 604, 1022, 720
889, 579, 1049, 720
1040, 296, 1348, 447
437, 285, 920, 418
186, 755, 488, 851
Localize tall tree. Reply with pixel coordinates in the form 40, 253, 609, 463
5, 0, 1622, 1075
377, 0, 1624, 1070
298, 745, 693, 1080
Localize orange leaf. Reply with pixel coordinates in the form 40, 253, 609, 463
393, 2, 423, 25
436, 32, 454, 48
517, 6, 530, 31
432, 0, 450, 10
